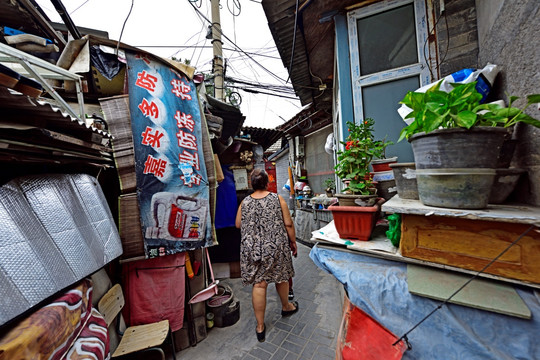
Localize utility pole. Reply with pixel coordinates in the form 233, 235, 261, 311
211, 0, 225, 101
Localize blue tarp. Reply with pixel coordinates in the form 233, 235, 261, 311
310, 245, 540, 360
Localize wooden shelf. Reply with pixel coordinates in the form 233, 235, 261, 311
380, 196, 540, 286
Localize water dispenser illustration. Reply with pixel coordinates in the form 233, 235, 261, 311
145, 192, 207, 241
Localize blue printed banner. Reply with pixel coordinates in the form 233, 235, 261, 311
126, 52, 213, 258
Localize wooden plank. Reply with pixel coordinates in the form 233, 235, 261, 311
401, 214, 540, 284
382, 196, 540, 225
40, 128, 111, 152
407, 264, 531, 319
112, 320, 169, 357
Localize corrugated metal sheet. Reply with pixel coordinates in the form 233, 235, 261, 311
277, 103, 332, 137
241, 126, 284, 151
0, 87, 112, 139
206, 94, 246, 142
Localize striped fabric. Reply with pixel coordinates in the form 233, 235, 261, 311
0, 279, 110, 360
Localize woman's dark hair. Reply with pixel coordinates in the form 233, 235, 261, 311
251, 169, 269, 190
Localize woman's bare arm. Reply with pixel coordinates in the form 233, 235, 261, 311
235, 201, 242, 229
278, 195, 297, 257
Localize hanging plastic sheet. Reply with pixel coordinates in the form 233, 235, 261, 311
310, 245, 540, 359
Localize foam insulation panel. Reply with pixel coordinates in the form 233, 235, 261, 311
0, 173, 122, 326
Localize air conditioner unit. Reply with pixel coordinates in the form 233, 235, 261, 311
295, 136, 305, 157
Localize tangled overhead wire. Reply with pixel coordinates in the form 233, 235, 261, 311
227, 0, 241, 16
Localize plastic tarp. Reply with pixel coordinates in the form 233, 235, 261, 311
310, 245, 540, 360
0, 174, 123, 326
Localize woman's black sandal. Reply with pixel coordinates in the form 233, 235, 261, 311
281, 301, 299, 317
256, 323, 266, 342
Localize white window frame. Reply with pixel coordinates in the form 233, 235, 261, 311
347, 0, 432, 124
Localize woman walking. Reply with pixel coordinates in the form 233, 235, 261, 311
236, 169, 298, 342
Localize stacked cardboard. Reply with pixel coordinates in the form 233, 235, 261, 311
100, 95, 144, 260
99, 95, 137, 194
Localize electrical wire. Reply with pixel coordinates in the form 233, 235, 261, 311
189, 20, 207, 64
423, 9, 448, 81
70, 0, 90, 15
227, 85, 299, 100
286, 0, 300, 84
227, 0, 241, 16
116, 0, 134, 55
187, 0, 290, 85
188, 0, 202, 8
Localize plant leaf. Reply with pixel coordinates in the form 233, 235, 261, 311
527, 94, 540, 105
512, 113, 540, 128
456, 111, 477, 128
422, 110, 444, 132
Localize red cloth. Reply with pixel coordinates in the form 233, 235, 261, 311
122, 252, 186, 331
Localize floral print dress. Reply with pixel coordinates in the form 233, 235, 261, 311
240, 192, 295, 285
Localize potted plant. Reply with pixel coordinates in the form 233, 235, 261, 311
334, 119, 379, 205
397, 81, 540, 208
330, 118, 386, 241
370, 136, 397, 172
324, 178, 336, 197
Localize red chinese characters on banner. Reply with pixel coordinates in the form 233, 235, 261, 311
138, 98, 159, 119
176, 131, 197, 150
171, 79, 192, 100
143, 155, 167, 178
141, 127, 164, 148
174, 111, 195, 132
136, 71, 158, 92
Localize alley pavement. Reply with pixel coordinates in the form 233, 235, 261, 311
173, 242, 344, 360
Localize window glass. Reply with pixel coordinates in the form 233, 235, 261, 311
357, 4, 418, 76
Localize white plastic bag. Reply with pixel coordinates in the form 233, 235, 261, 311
398, 64, 499, 124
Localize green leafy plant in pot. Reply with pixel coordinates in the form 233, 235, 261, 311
335, 118, 394, 206
398, 80, 540, 143
323, 178, 336, 196
397, 81, 540, 208
335, 118, 380, 195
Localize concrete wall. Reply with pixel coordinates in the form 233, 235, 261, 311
476, 0, 540, 205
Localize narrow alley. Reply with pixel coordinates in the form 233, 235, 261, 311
173, 242, 343, 360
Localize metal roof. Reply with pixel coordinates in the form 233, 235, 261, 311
277, 102, 332, 137
241, 126, 284, 151
262, 0, 363, 107
0, 87, 112, 139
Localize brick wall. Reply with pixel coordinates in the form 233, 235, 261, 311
435, 0, 480, 76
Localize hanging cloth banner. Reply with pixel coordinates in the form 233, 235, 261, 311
126, 52, 213, 257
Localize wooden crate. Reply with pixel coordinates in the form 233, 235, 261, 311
400, 214, 540, 284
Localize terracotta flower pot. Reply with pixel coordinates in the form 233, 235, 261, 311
329, 198, 384, 241
371, 157, 398, 172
